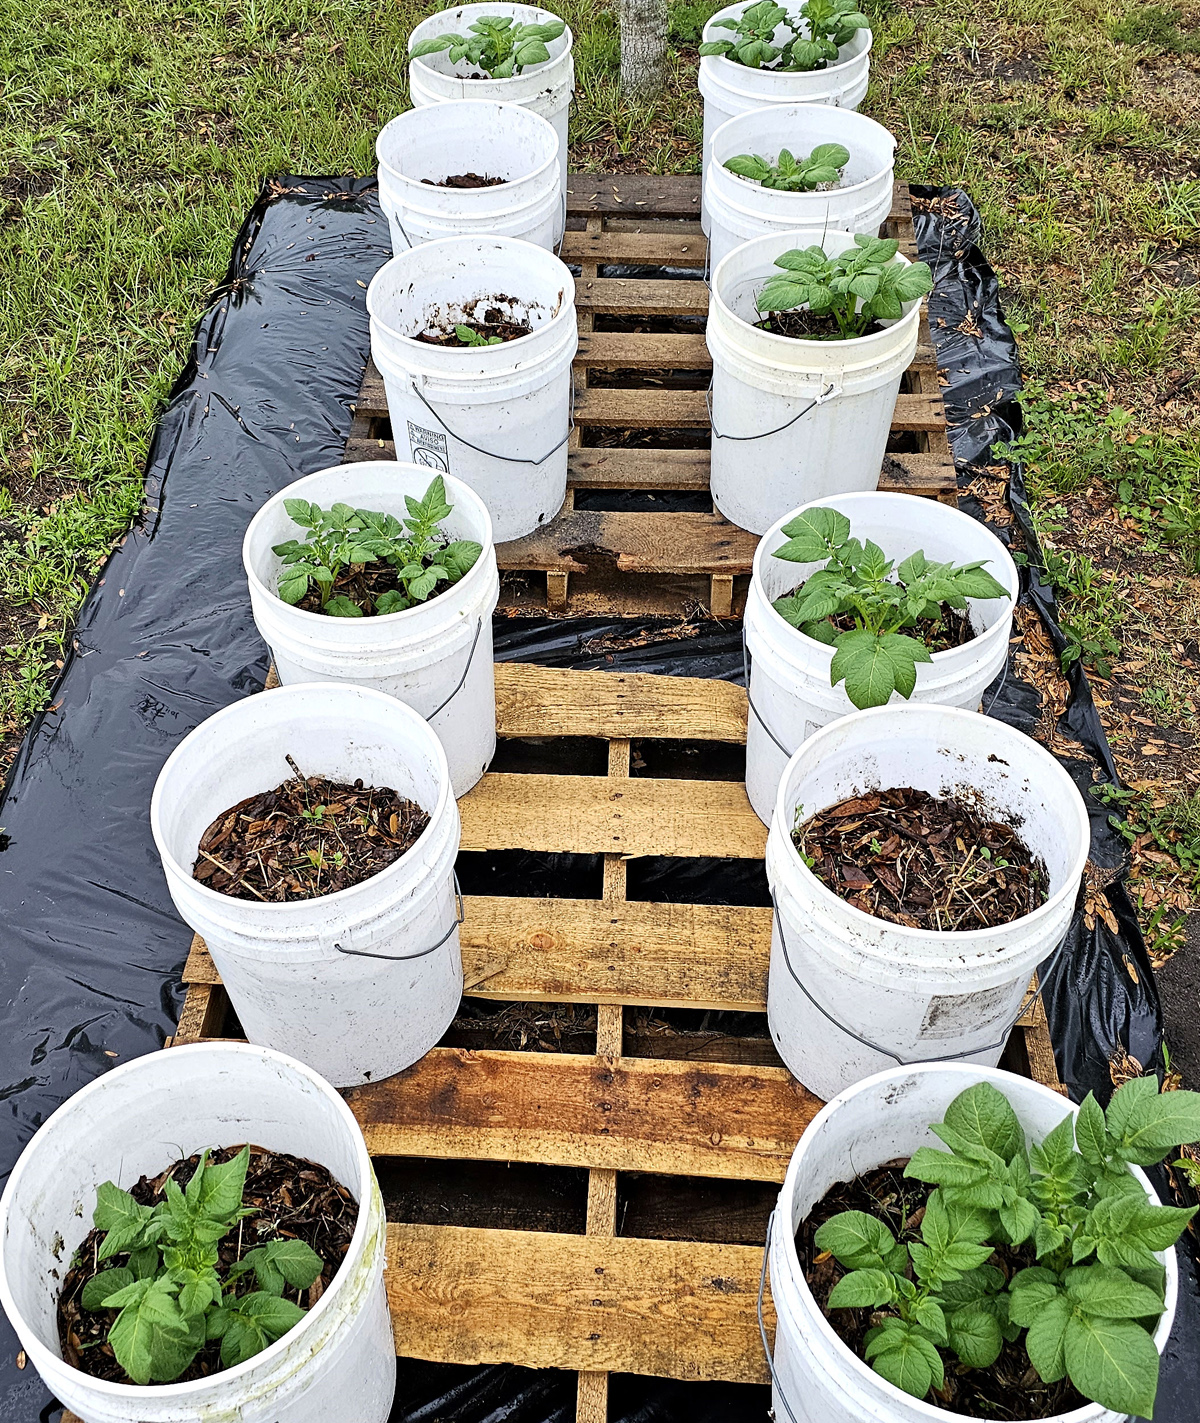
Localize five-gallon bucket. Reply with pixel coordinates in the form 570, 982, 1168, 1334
377, 100, 562, 253
409, 3, 574, 236
707, 228, 922, 535
151, 684, 463, 1088
766, 1063, 1178, 1423
367, 235, 577, 542
699, 1, 873, 230
743, 492, 1018, 824
244, 461, 499, 797
764, 704, 1090, 1099
706, 104, 895, 273
0, 1042, 395, 1423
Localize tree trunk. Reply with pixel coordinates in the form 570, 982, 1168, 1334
619, 0, 669, 101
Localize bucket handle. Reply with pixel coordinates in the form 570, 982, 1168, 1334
428, 616, 486, 721
758, 1210, 805, 1423
706, 379, 840, 443
409, 369, 576, 467
742, 630, 794, 760
335, 872, 466, 962
769, 885, 1066, 1066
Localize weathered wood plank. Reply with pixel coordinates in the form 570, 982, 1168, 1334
575, 331, 710, 369
348, 1048, 815, 1180
566, 174, 705, 218
574, 277, 708, 316
186, 895, 771, 1011
496, 510, 759, 576
386, 1223, 774, 1382
561, 230, 707, 266
459, 772, 767, 859
573, 332, 935, 371
575, 387, 947, 432
493, 664, 748, 741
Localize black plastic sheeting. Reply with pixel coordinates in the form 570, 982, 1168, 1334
0, 178, 1195, 1419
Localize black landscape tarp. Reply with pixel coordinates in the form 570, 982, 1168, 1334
0, 178, 1194, 1421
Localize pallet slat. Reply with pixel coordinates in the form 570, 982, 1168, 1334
348, 1047, 818, 1180
459, 771, 767, 859
574, 387, 947, 432
496, 509, 760, 576
386, 1223, 773, 1383
493, 664, 746, 740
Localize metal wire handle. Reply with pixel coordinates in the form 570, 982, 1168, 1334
409, 368, 575, 467
741, 630, 794, 759
769, 885, 1065, 1066
429, 617, 485, 721
335, 873, 465, 962
758, 1210, 803, 1423
706, 379, 838, 443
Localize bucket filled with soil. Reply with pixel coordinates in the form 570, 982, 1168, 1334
376, 99, 562, 253
764, 703, 1090, 1099
705, 103, 896, 272
367, 235, 577, 542
243, 461, 500, 797
698, 0, 873, 230
407, 3, 574, 214
0, 1042, 395, 1423
150, 683, 462, 1088
743, 492, 1017, 823
706, 229, 928, 534
765, 1063, 1182, 1423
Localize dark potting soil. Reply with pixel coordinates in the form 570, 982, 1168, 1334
793, 786, 1048, 931
293, 552, 455, 617
416, 300, 532, 347
192, 765, 430, 900
57, 1144, 357, 1387
422, 172, 506, 188
797, 1162, 1087, 1420
758, 309, 884, 341
781, 578, 979, 654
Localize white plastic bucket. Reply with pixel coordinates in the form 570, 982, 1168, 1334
408, 3, 574, 232
700, 1, 873, 230
706, 104, 896, 273
0, 1042, 395, 1423
150, 684, 463, 1088
743, 492, 1018, 824
367, 235, 577, 542
377, 100, 562, 253
244, 461, 499, 798
766, 1062, 1178, 1423
707, 228, 922, 535
765, 704, 1090, 1099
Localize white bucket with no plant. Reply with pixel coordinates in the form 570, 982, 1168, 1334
743, 492, 1018, 824
765, 1062, 1178, 1423
150, 683, 463, 1089
408, 3, 574, 234
706, 228, 922, 535
764, 704, 1090, 1100
243, 461, 499, 797
706, 104, 896, 272
0, 1042, 395, 1423
367, 235, 577, 542
377, 100, 562, 253
699, 1, 873, 230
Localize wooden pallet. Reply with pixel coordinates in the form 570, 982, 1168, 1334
166, 663, 1065, 1423
345, 174, 956, 620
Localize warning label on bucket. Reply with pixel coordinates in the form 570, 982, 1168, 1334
406, 421, 449, 473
